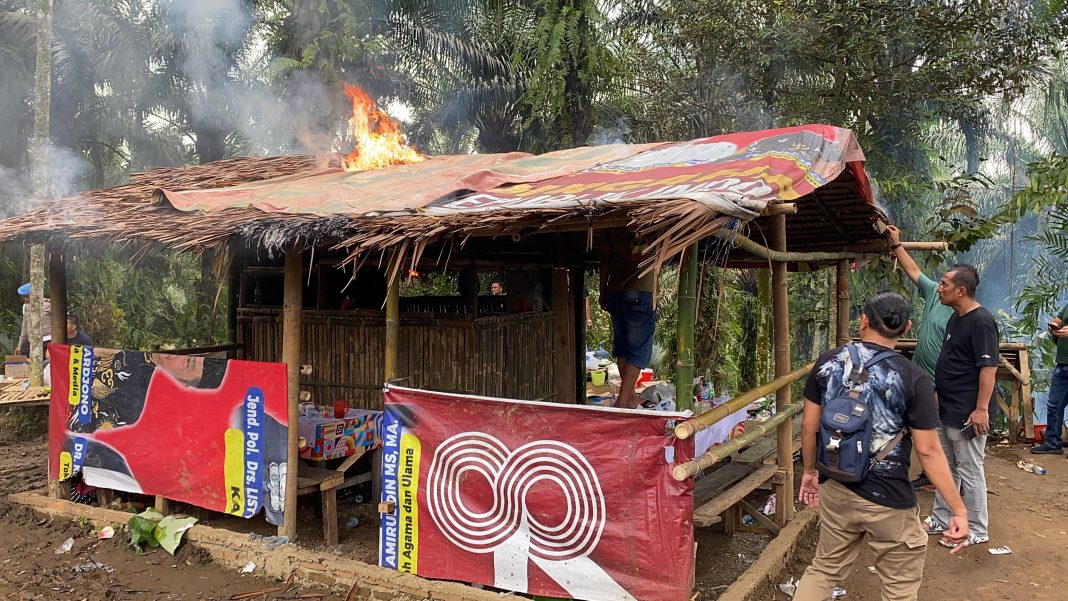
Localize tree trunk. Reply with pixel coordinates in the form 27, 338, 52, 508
31, 0, 53, 198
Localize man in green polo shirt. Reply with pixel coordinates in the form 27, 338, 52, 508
887, 226, 956, 489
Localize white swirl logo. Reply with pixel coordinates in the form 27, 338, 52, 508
426, 433, 634, 601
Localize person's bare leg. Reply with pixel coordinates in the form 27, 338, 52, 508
616, 360, 642, 409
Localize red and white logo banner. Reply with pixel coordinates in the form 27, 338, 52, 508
378, 386, 695, 601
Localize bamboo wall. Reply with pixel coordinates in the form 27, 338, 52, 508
237, 309, 556, 410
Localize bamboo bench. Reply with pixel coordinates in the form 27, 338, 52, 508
691, 418, 801, 533
297, 447, 375, 545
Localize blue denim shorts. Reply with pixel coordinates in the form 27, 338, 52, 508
603, 290, 655, 369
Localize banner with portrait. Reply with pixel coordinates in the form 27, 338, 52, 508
378, 386, 696, 601
47, 345, 289, 525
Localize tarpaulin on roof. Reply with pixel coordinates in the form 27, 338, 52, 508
156, 125, 869, 218
156, 144, 662, 215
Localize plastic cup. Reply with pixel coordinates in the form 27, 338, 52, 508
591, 370, 607, 386
333, 400, 348, 419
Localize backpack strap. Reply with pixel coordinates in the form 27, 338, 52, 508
871, 430, 906, 465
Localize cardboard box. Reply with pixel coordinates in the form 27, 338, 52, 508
4, 355, 29, 380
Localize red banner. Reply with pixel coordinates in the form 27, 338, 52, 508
378, 386, 695, 601
48, 345, 289, 525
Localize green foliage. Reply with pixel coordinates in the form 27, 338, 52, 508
67, 249, 228, 350
401, 272, 460, 297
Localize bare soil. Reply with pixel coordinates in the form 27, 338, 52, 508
0, 408, 346, 601
760, 440, 1068, 601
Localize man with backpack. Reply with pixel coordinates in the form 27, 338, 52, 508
793, 292, 969, 601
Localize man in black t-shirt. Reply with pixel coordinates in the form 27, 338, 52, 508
794, 292, 968, 601
925, 263, 998, 548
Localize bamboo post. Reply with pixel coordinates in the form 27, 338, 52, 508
280, 244, 302, 540
385, 272, 400, 382
756, 269, 772, 385
551, 268, 575, 403
1019, 349, 1034, 440
571, 265, 586, 404
770, 214, 794, 525
675, 361, 814, 439
47, 247, 69, 501
227, 242, 242, 357
49, 248, 66, 345
675, 244, 698, 411
673, 403, 803, 480
835, 259, 850, 346
827, 267, 837, 348
28, 245, 44, 387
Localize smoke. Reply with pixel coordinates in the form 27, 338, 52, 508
586, 117, 632, 146
164, 0, 342, 158
0, 143, 88, 218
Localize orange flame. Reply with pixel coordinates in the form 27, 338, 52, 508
340, 83, 423, 171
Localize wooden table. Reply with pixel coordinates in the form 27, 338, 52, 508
0, 381, 49, 407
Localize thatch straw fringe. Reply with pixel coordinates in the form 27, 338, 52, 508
0, 155, 770, 283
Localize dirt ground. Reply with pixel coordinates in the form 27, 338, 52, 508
767, 440, 1068, 601
0, 408, 348, 600
7, 405, 1060, 601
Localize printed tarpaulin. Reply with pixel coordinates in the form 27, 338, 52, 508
378, 386, 696, 601
433, 125, 870, 217
48, 345, 289, 525
155, 125, 869, 218
156, 144, 661, 216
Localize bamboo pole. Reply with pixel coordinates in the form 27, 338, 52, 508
673, 403, 803, 480
28, 245, 44, 387
759, 203, 798, 216
675, 361, 814, 439
385, 273, 400, 382
280, 244, 302, 540
711, 230, 883, 263
771, 214, 794, 525
49, 249, 66, 346
827, 268, 837, 349
835, 259, 850, 346
675, 244, 698, 411
756, 269, 771, 385
901, 241, 948, 251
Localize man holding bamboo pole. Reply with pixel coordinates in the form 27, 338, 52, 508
793, 292, 968, 601
887, 225, 954, 491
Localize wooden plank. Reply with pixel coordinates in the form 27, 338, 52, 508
339, 471, 373, 490
154, 496, 169, 515
300, 466, 345, 491
737, 498, 781, 535
1019, 349, 1034, 439
693, 463, 757, 508
322, 489, 339, 546
1008, 382, 1019, 443
693, 464, 777, 528
734, 418, 801, 466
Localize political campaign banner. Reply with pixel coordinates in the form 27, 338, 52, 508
378, 386, 696, 601
47, 344, 289, 525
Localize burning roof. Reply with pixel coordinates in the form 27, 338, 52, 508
0, 124, 886, 276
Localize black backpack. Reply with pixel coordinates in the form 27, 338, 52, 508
816, 343, 906, 484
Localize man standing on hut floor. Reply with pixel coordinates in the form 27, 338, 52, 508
600, 228, 656, 409
1030, 302, 1068, 455
886, 225, 955, 491
793, 292, 968, 601
923, 264, 999, 548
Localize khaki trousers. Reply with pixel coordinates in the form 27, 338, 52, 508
794, 480, 928, 601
